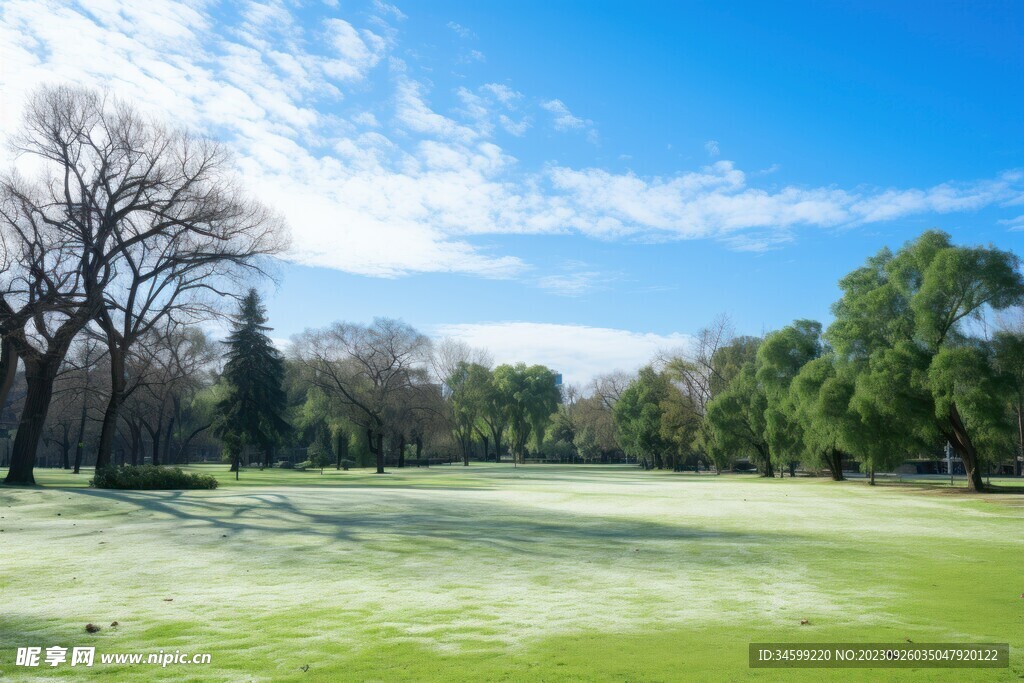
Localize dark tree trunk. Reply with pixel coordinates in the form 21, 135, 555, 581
397, 434, 405, 468
5, 355, 62, 485
1016, 406, 1023, 477
490, 427, 503, 463
825, 449, 845, 481
61, 426, 71, 470
869, 463, 875, 486
95, 347, 125, 470
129, 422, 141, 466
0, 339, 17, 412
368, 429, 385, 474
756, 445, 774, 478
73, 388, 89, 473
479, 434, 489, 463
147, 424, 162, 466
164, 416, 176, 465
947, 403, 985, 492
415, 436, 423, 466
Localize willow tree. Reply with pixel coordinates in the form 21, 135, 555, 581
756, 320, 823, 477
827, 231, 1024, 491
705, 362, 772, 476
493, 363, 560, 464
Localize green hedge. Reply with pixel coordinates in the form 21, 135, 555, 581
91, 465, 219, 490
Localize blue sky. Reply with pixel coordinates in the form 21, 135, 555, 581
3, 0, 1024, 382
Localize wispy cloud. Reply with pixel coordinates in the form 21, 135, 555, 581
537, 270, 610, 297
704, 139, 720, 157
434, 322, 692, 385
540, 98, 597, 142
447, 21, 474, 38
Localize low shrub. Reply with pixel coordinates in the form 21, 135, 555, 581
294, 460, 312, 471
91, 465, 219, 490
339, 459, 355, 471
276, 461, 294, 469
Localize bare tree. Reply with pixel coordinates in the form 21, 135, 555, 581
0, 85, 287, 483
293, 318, 432, 474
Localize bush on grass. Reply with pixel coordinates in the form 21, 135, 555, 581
91, 465, 219, 490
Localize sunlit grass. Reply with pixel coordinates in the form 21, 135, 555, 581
1, 465, 1022, 681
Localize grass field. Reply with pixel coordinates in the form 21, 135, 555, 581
1, 464, 1022, 681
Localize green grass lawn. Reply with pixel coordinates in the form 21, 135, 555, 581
1, 464, 1022, 681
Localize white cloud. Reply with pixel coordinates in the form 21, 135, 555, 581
998, 215, 1024, 231
481, 83, 521, 106
705, 139, 720, 157
433, 322, 692, 385
537, 271, 609, 297
2, 1, 1023, 280
499, 114, 531, 136
447, 21, 474, 39
373, 1, 407, 21
322, 19, 386, 81
541, 98, 587, 130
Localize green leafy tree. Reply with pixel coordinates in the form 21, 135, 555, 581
705, 362, 772, 476
827, 231, 1024, 491
493, 363, 560, 463
307, 428, 333, 473
214, 289, 290, 478
446, 362, 492, 465
614, 367, 673, 469
993, 329, 1024, 476
788, 354, 863, 480
756, 320, 824, 477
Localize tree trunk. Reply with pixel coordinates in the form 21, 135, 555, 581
61, 426, 71, 470
397, 434, 405, 468
415, 436, 423, 467
948, 402, 985, 492
368, 429, 385, 474
479, 434, 489, 463
4, 355, 61, 485
95, 346, 125, 470
825, 449, 844, 481
164, 416, 177, 465
869, 462, 875, 486
490, 426, 503, 463
1016, 405, 1023, 477
73, 395, 88, 474
130, 422, 141, 466
149, 425, 161, 466
0, 339, 17, 413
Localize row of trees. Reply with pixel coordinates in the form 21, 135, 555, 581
612, 231, 1024, 492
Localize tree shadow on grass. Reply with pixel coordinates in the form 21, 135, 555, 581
67, 487, 808, 564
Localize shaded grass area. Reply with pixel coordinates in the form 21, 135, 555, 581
0, 465, 1022, 681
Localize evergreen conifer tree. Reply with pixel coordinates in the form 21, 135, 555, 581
214, 289, 290, 478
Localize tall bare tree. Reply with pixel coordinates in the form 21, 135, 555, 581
0, 85, 286, 483
293, 318, 432, 474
